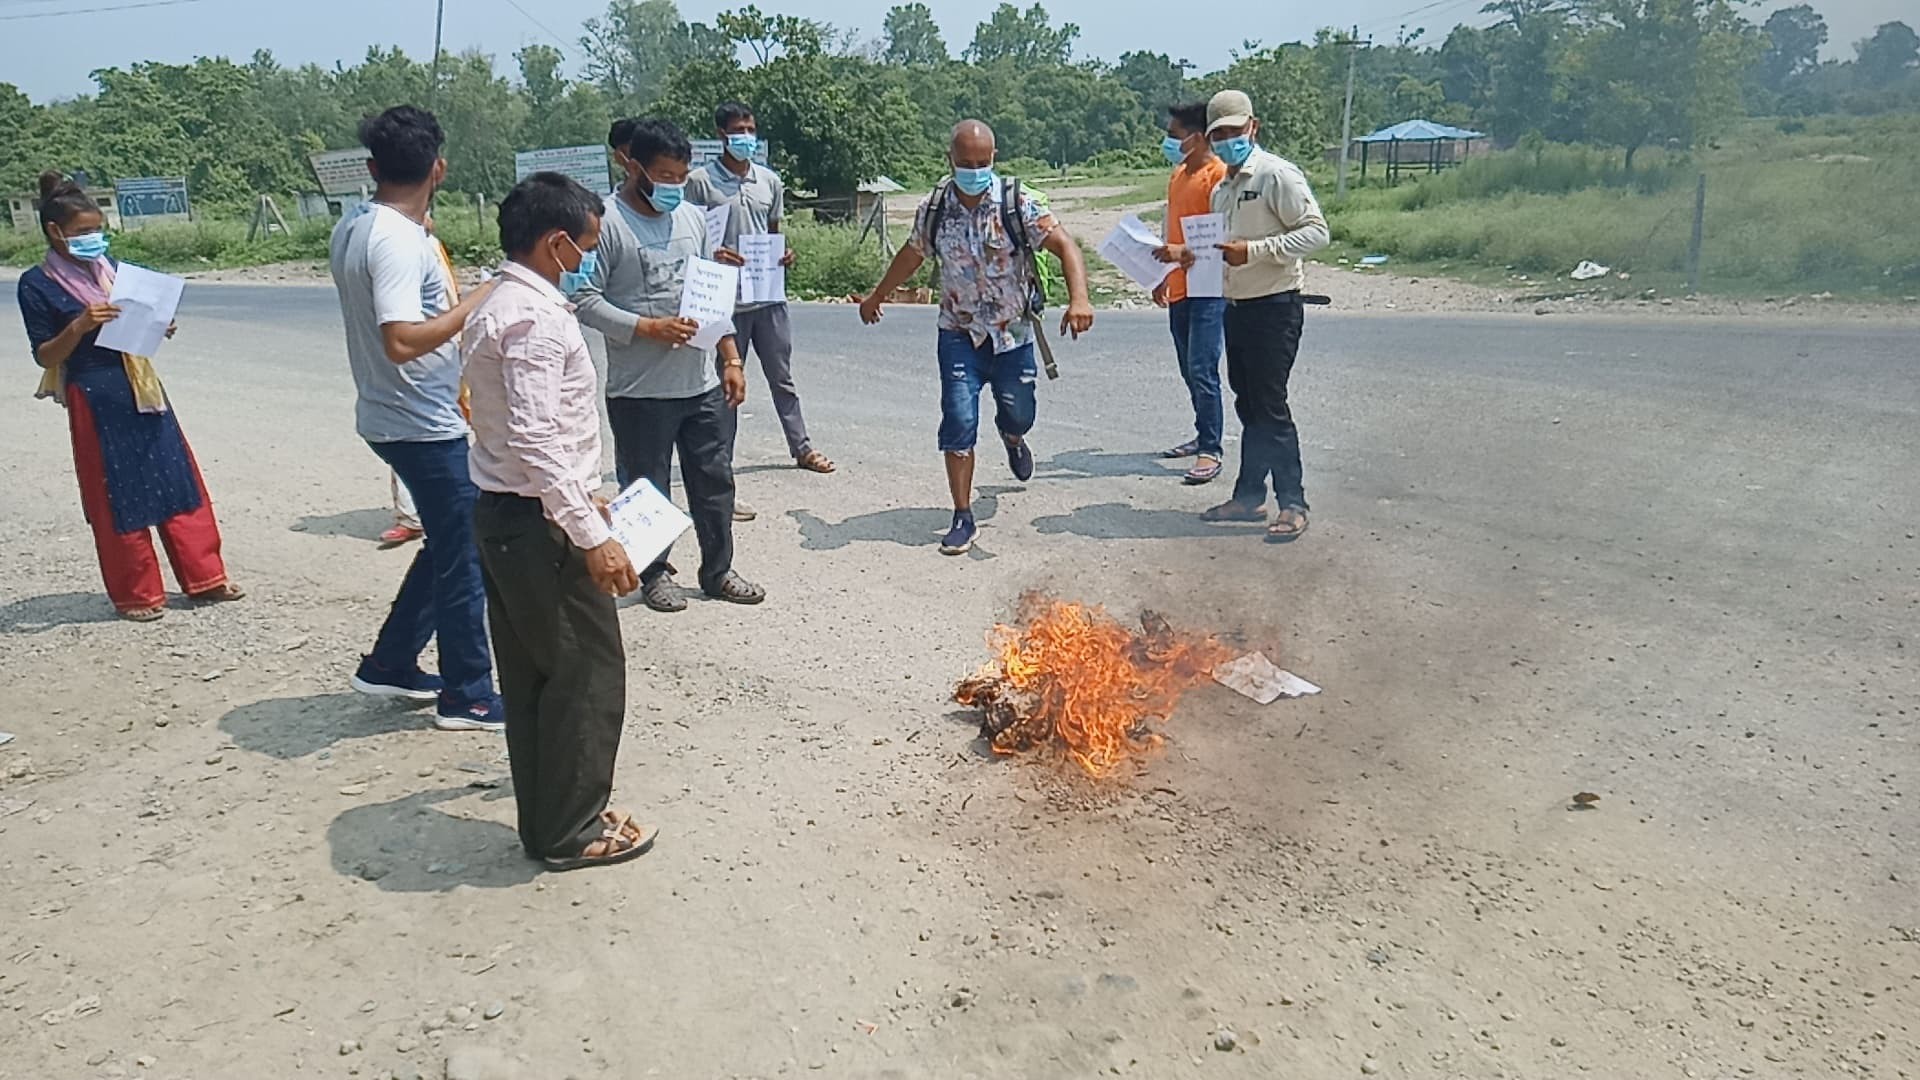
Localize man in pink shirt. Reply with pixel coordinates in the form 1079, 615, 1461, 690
462, 172, 655, 872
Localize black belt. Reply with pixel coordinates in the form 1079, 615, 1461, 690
1227, 292, 1332, 307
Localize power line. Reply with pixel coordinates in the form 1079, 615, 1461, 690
0, 0, 203, 19
498, 0, 569, 49
1357, 0, 1484, 38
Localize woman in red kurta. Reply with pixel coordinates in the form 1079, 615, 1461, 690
17, 172, 244, 621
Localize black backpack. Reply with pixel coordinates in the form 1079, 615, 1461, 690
923, 175, 1059, 379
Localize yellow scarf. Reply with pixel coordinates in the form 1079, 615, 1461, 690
434, 238, 473, 423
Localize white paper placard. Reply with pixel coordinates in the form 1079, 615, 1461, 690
737, 234, 787, 304
1099, 214, 1175, 291
678, 255, 738, 349
605, 478, 693, 568
702, 203, 731, 251
1180, 212, 1226, 298
96, 263, 186, 357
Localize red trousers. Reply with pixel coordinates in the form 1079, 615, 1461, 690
67, 385, 228, 612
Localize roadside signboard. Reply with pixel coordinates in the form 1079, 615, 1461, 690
309, 148, 374, 197
690, 139, 771, 167
115, 176, 191, 227
514, 144, 611, 193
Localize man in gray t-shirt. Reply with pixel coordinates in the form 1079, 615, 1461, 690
326, 105, 503, 731
572, 117, 764, 613
685, 101, 834, 479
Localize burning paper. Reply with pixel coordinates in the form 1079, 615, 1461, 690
1211, 652, 1320, 705
953, 597, 1231, 778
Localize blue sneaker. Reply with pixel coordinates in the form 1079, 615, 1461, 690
1005, 437, 1034, 483
436, 693, 507, 733
351, 657, 443, 703
940, 510, 978, 556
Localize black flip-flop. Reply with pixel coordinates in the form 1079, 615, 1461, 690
1201, 500, 1266, 523
1161, 441, 1201, 459
544, 822, 658, 873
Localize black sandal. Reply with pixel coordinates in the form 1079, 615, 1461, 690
704, 571, 766, 605
641, 575, 687, 613
1201, 499, 1267, 523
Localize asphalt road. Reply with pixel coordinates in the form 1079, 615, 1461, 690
3, 281, 1916, 1076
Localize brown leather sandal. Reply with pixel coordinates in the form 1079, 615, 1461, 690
795, 450, 836, 474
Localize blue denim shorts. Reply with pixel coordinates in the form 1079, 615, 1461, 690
936, 330, 1037, 453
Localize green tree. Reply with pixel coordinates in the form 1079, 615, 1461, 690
882, 3, 948, 66
516, 44, 614, 151
1854, 21, 1920, 87
1568, 0, 1761, 168
1112, 51, 1190, 119
580, 0, 731, 111
966, 3, 1079, 65
434, 51, 529, 195
715, 4, 830, 62
1753, 4, 1826, 93
1479, 0, 1573, 140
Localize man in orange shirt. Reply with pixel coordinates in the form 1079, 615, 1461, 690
1152, 101, 1229, 485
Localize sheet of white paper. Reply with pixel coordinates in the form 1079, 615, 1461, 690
1180, 213, 1226, 298
678, 256, 739, 349
737, 234, 787, 304
1118, 214, 1163, 246
702, 203, 731, 249
1099, 214, 1175, 291
605, 478, 694, 569
1212, 652, 1321, 705
96, 263, 186, 357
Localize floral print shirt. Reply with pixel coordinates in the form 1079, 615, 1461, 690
910, 181, 1056, 354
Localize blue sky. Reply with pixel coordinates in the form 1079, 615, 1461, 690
0, 0, 1906, 101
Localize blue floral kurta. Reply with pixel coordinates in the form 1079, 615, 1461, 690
17, 264, 203, 534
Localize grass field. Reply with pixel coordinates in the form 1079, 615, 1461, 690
1328, 115, 1920, 298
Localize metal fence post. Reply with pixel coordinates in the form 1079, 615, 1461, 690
1686, 172, 1706, 295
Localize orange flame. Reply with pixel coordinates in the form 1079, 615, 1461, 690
956, 597, 1231, 778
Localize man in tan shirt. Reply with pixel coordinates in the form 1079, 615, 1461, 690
1198, 89, 1330, 542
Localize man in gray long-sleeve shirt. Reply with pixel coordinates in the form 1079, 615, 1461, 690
571, 117, 766, 613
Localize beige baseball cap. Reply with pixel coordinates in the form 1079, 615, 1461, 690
1206, 90, 1255, 134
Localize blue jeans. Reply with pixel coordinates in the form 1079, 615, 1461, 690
937, 330, 1036, 453
1168, 297, 1226, 457
366, 437, 495, 707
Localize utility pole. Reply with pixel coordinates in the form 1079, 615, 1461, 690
428, 0, 446, 110
1335, 28, 1367, 201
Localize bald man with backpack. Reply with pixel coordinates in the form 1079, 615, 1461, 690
860, 120, 1094, 556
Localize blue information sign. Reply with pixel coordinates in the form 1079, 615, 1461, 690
116, 177, 191, 219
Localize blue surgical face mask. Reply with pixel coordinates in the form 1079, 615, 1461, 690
640, 167, 685, 213
952, 166, 995, 197
1162, 135, 1189, 166
65, 231, 110, 261
557, 235, 599, 294
725, 133, 759, 161
1212, 134, 1255, 168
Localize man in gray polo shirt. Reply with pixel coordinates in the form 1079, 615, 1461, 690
572, 117, 765, 614
687, 101, 836, 498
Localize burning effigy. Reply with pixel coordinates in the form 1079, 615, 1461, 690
953, 595, 1234, 778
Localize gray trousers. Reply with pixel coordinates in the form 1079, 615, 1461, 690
722, 303, 812, 459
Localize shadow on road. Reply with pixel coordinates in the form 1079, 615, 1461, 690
1031, 502, 1266, 541
1040, 448, 1186, 481
787, 486, 1012, 552
0, 591, 118, 634
328, 787, 540, 893
291, 508, 392, 542
220, 692, 440, 759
